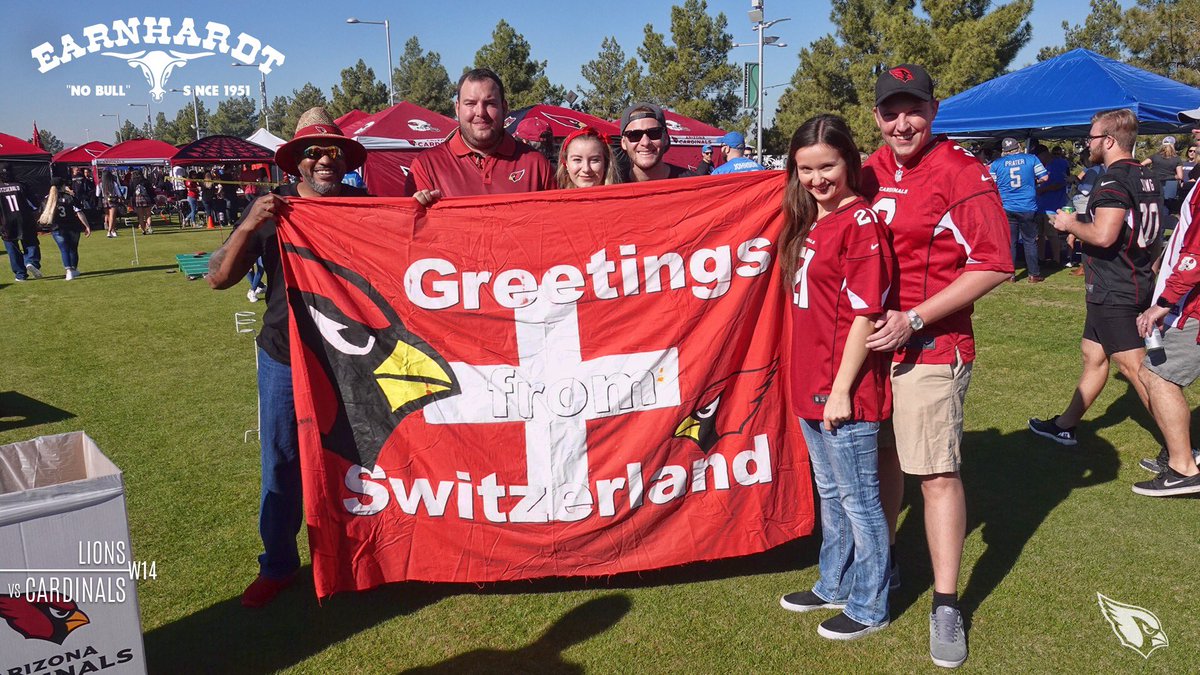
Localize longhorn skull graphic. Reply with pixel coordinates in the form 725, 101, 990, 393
102, 50, 214, 101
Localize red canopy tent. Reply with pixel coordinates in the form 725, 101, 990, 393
92, 139, 178, 167
662, 111, 726, 171
336, 109, 369, 129
345, 101, 456, 196
504, 105, 621, 139
0, 132, 52, 196
172, 135, 275, 165
52, 141, 111, 166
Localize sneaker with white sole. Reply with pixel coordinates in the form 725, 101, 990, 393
25, 264, 42, 279
1028, 416, 1077, 445
930, 606, 968, 668
1132, 468, 1200, 497
64, 267, 77, 281
1138, 446, 1200, 474
817, 612, 888, 641
247, 288, 259, 302
780, 590, 846, 613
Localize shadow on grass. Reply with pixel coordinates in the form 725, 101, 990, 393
402, 594, 631, 674
0, 391, 75, 432
144, 566, 445, 674
888, 420, 1121, 624
81, 264, 177, 279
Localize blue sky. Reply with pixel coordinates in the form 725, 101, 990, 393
2, 0, 1099, 147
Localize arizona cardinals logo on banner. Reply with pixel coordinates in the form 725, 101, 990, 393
278, 171, 812, 596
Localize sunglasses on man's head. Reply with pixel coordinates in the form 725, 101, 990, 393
622, 127, 665, 143
301, 145, 343, 161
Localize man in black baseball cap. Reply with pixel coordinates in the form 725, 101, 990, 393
618, 102, 688, 182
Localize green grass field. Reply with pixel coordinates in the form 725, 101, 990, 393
1, 218, 1196, 673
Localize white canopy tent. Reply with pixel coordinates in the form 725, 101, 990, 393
246, 128, 286, 152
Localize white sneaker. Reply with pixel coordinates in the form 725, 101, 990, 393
65, 267, 77, 281
26, 264, 43, 279
254, 286, 266, 298
247, 288, 259, 302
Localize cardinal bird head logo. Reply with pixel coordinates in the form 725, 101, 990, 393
285, 246, 461, 469
673, 359, 778, 453
1097, 593, 1168, 659
0, 594, 90, 644
889, 67, 914, 82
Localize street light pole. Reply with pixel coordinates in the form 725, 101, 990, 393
100, 113, 121, 142
347, 17, 395, 106
128, 103, 151, 139
748, 1, 789, 157
170, 89, 202, 140
232, 63, 270, 132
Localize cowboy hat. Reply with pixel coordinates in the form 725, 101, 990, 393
275, 107, 367, 176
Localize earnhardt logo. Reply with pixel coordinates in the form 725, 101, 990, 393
30, 17, 285, 101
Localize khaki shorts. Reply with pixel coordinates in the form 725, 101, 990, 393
883, 353, 973, 475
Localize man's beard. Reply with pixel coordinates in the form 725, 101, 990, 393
300, 165, 343, 195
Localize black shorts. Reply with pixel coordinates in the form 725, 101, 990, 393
1083, 302, 1144, 355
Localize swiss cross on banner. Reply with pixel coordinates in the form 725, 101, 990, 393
278, 171, 812, 596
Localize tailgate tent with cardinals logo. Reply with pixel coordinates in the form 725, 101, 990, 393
91, 139, 178, 168
277, 171, 813, 597
0, 133, 52, 198
503, 105, 622, 140
344, 102, 456, 196
51, 141, 111, 167
662, 111, 726, 171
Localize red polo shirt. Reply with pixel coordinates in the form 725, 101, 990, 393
403, 131, 554, 197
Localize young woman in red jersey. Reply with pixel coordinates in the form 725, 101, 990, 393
777, 114, 895, 641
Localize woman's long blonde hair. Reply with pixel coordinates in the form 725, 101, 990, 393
37, 180, 71, 226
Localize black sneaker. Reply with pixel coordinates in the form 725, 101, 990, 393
1132, 468, 1200, 497
779, 590, 845, 613
817, 612, 888, 641
1028, 416, 1077, 445
1138, 447, 1200, 474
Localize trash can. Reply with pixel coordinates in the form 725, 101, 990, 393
0, 432, 147, 673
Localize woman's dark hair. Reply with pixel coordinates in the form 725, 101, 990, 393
780, 114, 862, 292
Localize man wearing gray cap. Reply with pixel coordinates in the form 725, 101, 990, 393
988, 138, 1048, 282
618, 103, 688, 182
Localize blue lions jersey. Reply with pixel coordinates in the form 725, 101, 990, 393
988, 153, 1047, 213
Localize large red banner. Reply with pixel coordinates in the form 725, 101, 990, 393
278, 171, 812, 596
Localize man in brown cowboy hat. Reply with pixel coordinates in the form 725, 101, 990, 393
207, 107, 370, 608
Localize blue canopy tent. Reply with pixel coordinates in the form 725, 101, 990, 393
933, 49, 1200, 139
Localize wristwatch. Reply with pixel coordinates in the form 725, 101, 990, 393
906, 309, 924, 331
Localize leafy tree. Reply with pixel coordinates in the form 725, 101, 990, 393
1037, 0, 1124, 61
774, 0, 1032, 147
472, 20, 559, 108
330, 59, 389, 117
209, 96, 259, 138
579, 36, 642, 120
151, 112, 181, 145
637, 0, 742, 128
278, 84, 329, 140
1122, 0, 1200, 86
394, 37, 455, 116
171, 99, 212, 142
29, 128, 64, 155
267, 95, 292, 135
116, 119, 145, 143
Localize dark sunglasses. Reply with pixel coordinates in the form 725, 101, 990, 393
622, 127, 665, 143
301, 145, 343, 161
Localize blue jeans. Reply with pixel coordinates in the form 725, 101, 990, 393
4, 240, 39, 278
246, 257, 265, 290
800, 418, 890, 626
257, 347, 302, 579
52, 229, 81, 269
185, 197, 198, 224
1008, 210, 1040, 277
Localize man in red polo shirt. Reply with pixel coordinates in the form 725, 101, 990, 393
405, 68, 554, 203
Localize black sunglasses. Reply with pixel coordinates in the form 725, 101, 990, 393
622, 127, 665, 143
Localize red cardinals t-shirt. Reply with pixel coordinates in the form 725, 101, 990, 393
404, 131, 554, 198
861, 137, 1011, 365
789, 197, 894, 421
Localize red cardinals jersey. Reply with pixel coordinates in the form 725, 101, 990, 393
1152, 181, 1200, 337
789, 197, 894, 421
404, 131, 554, 198
861, 137, 1011, 365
